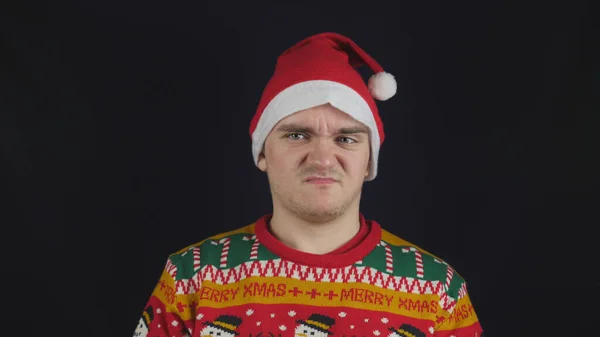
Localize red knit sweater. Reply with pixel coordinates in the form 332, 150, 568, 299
133, 214, 484, 337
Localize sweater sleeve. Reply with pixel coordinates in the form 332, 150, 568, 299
132, 255, 197, 337
434, 278, 484, 337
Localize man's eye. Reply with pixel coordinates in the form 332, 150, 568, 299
287, 133, 306, 140
338, 136, 356, 144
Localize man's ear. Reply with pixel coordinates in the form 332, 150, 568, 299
257, 152, 267, 172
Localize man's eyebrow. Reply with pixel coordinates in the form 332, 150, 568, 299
275, 123, 369, 134
275, 123, 313, 133
338, 126, 369, 134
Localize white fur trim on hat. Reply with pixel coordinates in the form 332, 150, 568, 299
251, 80, 381, 181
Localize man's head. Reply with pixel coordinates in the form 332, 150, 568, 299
249, 32, 397, 221
257, 103, 371, 221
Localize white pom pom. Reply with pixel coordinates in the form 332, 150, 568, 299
368, 72, 397, 101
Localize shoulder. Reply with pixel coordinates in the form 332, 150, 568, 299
154, 222, 259, 281
164, 222, 257, 269
379, 224, 475, 315
379, 226, 467, 285
380, 226, 443, 262
171, 223, 256, 257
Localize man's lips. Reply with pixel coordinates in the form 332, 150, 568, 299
305, 176, 338, 184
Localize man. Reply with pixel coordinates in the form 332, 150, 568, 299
133, 32, 484, 337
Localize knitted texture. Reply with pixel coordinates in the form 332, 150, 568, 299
133, 215, 483, 337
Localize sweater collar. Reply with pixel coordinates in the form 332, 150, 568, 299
254, 213, 381, 268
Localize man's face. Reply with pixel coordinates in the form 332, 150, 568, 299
257, 104, 371, 222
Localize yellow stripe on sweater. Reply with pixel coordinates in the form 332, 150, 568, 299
186, 277, 440, 319
435, 294, 480, 330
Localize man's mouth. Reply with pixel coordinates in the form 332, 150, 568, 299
305, 176, 337, 184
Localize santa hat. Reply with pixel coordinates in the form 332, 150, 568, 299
249, 32, 397, 181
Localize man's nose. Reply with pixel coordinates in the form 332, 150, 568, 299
306, 140, 336, 170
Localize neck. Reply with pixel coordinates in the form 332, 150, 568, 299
268, 206, 361, 255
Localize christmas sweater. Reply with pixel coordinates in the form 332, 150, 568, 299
133, 214, 484, 337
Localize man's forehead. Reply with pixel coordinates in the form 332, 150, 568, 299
275, 121, 370, 134
277, 105, 368, 130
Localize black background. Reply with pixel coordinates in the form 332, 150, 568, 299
1, 1, 597, 336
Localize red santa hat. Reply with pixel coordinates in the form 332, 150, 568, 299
249, 32, 397, 181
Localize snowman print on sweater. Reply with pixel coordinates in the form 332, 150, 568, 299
294, 314, 335, 337
200, 315, 244, 337
133, 306, 154, 337
387, 323, 426, 337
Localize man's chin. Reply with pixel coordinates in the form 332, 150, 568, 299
294, 203, 344, 222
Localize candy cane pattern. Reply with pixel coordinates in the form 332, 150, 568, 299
402, 247, 424, 278
377, 241, 394, 274
458, 281, 467, 299
243, 235, 260, 260
193, 247, 201, 272
434, 257, 453, 290
180, 247, 202, 272
165, 258, 178, 278
219, 238, 231, 268
211, 238, 231, 268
